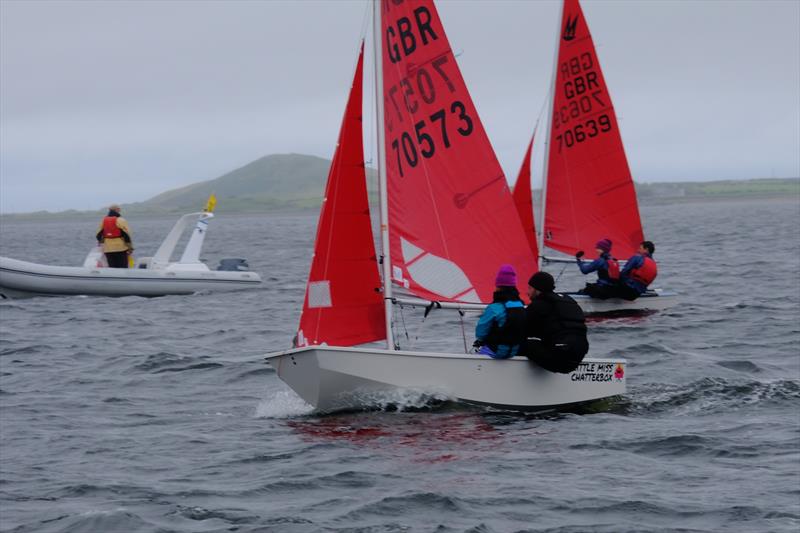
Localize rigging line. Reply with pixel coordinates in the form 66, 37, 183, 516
358, 0, 370, 42
362, 0, 376, 186
531, 90, 548, 233
410, 312, 427, 350
458, 310, 468, 354
398, 302, 410, 345
553, 262, 570, 284
411, 300, 442, 349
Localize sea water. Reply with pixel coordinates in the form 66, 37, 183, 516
0, 198, 798, 532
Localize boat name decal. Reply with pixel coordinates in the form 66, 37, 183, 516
570, 362, 618, 383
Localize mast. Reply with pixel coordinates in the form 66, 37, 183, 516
537, 0, 565, 269
372, 0, 394, 350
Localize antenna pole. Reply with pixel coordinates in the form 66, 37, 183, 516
373, 0, 394, 350
538, 0, 564, 270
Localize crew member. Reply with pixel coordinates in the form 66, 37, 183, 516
473, 264, 527, 359
524, 271, 588, 373
576, 238, 620, 299
96, 203, 133, 268
617, 240, 658, 300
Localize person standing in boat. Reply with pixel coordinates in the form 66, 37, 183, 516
575, 238, 620, 299
523, 272, 588, 373
617, 241, 658, 300
96, 204, 134, 268
473, 264, 527, 359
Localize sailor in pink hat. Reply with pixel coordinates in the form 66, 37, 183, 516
473, 264, 526, 359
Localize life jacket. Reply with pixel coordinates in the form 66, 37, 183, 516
595, 252, 619, 282
629, 256, 658, 286
102, 216, 122, 239
607, 257, 620, 280
485, 288, 527, 350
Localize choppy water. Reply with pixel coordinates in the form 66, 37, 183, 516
1, 198, 799, 532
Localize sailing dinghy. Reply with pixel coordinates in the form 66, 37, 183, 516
265, 0, 625, 413
512, 0, 676, 314
0, 198, 261, 298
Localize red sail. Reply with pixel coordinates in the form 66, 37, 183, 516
543, 0, 643, 259
512, 133, 539, 260
380, 0, 535, 303
296, 44, 385, 348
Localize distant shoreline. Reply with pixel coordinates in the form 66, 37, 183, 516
2, 172, 797, 220
2, 192, 797, 222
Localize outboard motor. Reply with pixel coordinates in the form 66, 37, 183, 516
216, 258, 250, 272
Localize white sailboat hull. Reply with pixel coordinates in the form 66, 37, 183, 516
265, 345, 626, 412
0, 256, 261, 298
568, 288, 678, 314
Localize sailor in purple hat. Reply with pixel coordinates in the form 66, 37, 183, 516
574, 238, 620, 299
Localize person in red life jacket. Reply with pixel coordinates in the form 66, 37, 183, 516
473, 264, 527, 359
575, 238, 620, 299
96, 204, 134, 268
617, 240, 658, 300
523, 271, 588, 373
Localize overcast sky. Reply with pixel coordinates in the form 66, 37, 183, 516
1, 0, 798, 213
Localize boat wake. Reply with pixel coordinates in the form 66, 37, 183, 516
630, 377, 800, 416
255, 389, 315, 418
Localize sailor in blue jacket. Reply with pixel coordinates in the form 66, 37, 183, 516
576, 238, 620, 299
618, 241, 658, 300
473, 264, 527, 359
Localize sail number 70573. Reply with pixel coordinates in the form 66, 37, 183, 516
390, 101, 473, 177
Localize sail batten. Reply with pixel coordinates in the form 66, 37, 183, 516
543, 0, 643, 260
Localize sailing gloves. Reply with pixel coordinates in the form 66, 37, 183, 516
576, 250, 585, 259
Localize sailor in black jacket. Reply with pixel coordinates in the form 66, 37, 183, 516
524, 271, 589, 373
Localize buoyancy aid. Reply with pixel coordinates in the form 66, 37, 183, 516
485, 288, 527, 350
607, 257, 620, 280
485, 303, 526, 349
629, 256, 658, 286
102, 216, 122, 239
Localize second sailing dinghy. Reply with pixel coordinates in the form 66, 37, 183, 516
265, 0, 625, 412
512, 0, 676, 314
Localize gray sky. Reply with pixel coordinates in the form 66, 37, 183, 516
1, 0, 798, 213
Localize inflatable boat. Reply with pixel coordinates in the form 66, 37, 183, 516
0, 209, 261, 299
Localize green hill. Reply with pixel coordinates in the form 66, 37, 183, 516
136, 153, 369, 213
1, 151, 797, 220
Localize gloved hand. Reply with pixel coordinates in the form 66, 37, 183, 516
576, 250, 585, 259
472, 339, 484, 348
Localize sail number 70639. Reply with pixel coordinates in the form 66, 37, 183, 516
555, 114, 612, 152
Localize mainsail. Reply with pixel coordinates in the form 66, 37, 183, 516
379, 0, 536, 303
512, 132, 539, 259
295, 44, 385, 347
542, 0, 643, 259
